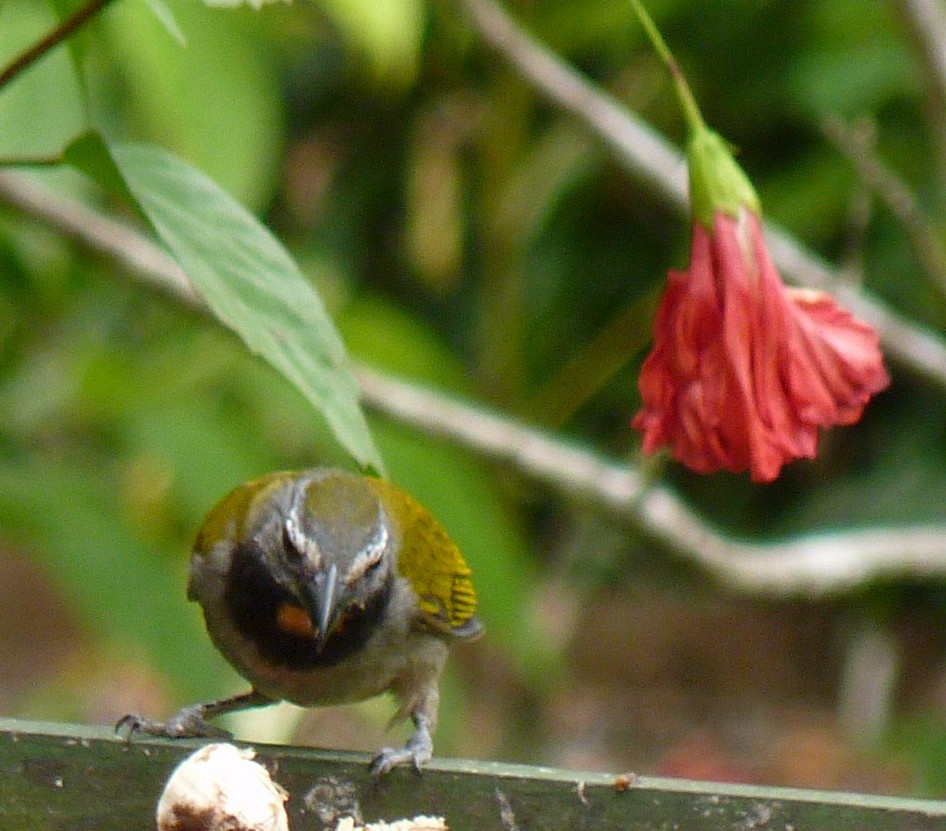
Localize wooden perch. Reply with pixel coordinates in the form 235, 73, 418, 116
2, 719, 946, 830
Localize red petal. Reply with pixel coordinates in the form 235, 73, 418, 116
784, 288, 890, 425
633, 210, 888, 482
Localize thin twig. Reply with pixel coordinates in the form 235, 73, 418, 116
897, 0, 946, 116
3, 169, 946, 596
0, 0, 116, 90
823, 115, 946, 295
455, 0, 946, 388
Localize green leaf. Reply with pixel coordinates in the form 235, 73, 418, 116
61, 131, 139, 210
74, 139, 384, 475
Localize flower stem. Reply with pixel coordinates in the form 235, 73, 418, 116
0, 0, 116, 91
626, 0, 706, 135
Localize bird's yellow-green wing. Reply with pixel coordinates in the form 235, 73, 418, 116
366, 477, 481, 639
192, 472, 299, 557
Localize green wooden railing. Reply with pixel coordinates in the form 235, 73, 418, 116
3, 719, 946, 830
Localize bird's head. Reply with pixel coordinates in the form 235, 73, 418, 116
266, 470, 395, 653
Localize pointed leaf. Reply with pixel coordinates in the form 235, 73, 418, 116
87, 140, 383, 474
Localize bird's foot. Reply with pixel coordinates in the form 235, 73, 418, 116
370, 721, 433, 775
116, 705, 233, 740
117, 689, 270, 741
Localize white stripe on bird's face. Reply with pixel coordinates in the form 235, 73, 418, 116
346, 519, 389, 586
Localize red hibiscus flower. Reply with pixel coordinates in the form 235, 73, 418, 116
633, 207, 889, 482
621, 1, 888, 481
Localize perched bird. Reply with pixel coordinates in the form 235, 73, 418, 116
119, 468, 482, 773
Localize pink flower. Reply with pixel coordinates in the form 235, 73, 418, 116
632, 209, 889, 482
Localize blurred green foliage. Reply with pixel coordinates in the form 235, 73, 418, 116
3, 0, 946, 791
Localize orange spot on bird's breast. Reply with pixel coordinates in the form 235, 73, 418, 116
276, 603, 316, 638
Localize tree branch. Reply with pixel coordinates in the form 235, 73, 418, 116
356, 366, 946, 595
4, 169, 946, 596
456, 0, 946, 388
0, 0, 116, 90
0, 172, 199, 306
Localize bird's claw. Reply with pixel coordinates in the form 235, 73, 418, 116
115, 706, 232, 741
370, 746, 425, 775
370, 725, 433, 775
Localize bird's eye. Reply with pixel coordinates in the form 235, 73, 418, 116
366, 555, 383, 573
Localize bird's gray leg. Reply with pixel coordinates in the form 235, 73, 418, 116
116, 689, 273, 739
370, 680, 440, 777
370, 710, 434, 775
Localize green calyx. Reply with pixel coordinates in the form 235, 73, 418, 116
686, 128, 760, 228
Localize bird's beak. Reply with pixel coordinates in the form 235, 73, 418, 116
303, 562, 340, 653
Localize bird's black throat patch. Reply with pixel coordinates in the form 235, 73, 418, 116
222, 540, 392, 670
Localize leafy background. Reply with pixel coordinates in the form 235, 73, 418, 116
3, 0, 946, 795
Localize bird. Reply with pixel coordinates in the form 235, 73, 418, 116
118, 467, 482, 774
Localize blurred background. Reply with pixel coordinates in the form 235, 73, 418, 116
3, 0, 946, 797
